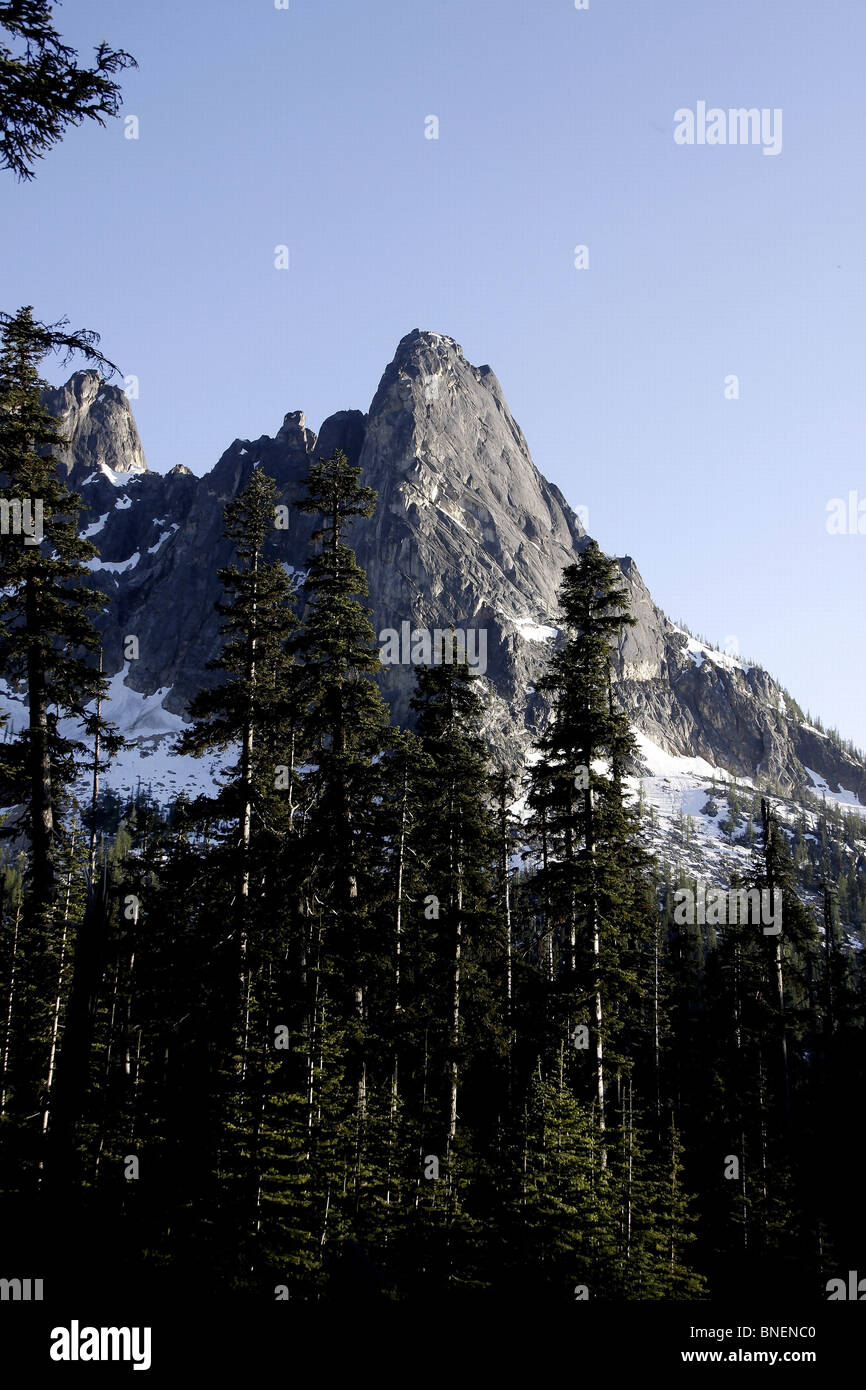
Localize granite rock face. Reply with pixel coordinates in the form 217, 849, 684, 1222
42, 330, 866, 803
42, 371, 148, 480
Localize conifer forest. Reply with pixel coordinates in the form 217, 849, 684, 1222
1, 339, 863, 1310
1, 2, 864, 1372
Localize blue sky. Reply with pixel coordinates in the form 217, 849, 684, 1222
3, 0, 865, 749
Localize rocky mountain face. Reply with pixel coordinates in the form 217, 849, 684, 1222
42, 371, 148, 480
35, 330, 866, 805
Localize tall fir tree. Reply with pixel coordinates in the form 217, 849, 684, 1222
289, 447, 391, 1225
175, 464, 304, 1278
407, 646, 500, 1158
0, 307, 124, 1194
526, 540, 654, 1153
0, 306, 117, 920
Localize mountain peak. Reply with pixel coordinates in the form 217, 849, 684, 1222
395, 328, 464, 359
33, 335, 866, 813
277, 409, 313, 445
43, 370, 147, 479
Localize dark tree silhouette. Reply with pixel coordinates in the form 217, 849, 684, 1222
0, 0, 136, 181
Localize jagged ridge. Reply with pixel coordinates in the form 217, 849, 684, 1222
28, 330, 866, 808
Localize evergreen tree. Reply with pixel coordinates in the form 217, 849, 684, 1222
407, 645, 500, 1154
175, 464, 304, 1277
0, 0, 136, 181
289, 448, 390, 1132
177, 465, 300, 954
0, 308, 126, 1197
526, 540, 653, 1150
0, 306, 117, 921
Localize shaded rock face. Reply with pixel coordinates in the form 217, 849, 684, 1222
42, 371, 147, 480
43, 330, 866, 803
343, 331, 588, 742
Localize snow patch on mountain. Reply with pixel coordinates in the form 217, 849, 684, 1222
100, 463, 140, 488
803, 766, 866, 816
87, 552, 140, 574
672, 626, 752, 675
84, 665, 227, 801
148, 525, 179, 555
0, 679, 27, 735
100, 664, 184, 737
633, 728, 746, 785
100, 735, 227, 804
435, 503, 475, 538
514, 619, 558, 643
81, 513, 109, 539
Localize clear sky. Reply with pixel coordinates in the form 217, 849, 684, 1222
3, 0, 865, 750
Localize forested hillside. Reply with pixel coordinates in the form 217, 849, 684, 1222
2, 350, 863, 1302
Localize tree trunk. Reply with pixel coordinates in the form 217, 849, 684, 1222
585, 778, 606, 1166
391, 760, 408, 1113
0, 894, 22, 1115
25, 573, 55, 918
238, 554, 258, 1082
88, 652, 103, 884
44, 887, 106, 1188
447, 786, 462, 1147
761, 800, 789, 1119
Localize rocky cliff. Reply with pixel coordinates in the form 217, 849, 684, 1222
33, 330, 866, 806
